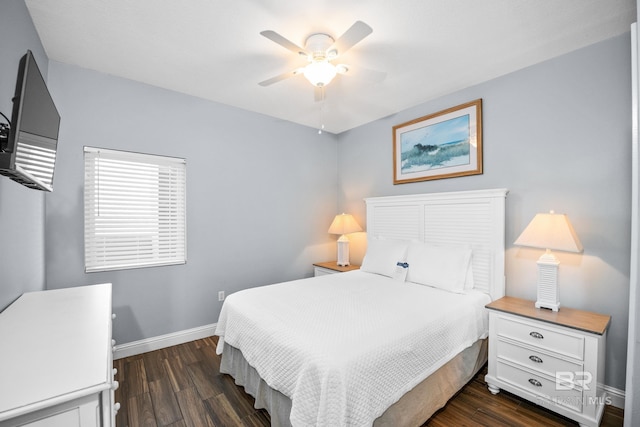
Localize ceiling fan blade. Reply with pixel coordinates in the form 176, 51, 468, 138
258, 68, 304, 86
337, 64, 386, 84
260, 30, 308, 56
328, 21, 372, 57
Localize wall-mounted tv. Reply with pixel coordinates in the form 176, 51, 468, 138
0, 50, 60, 191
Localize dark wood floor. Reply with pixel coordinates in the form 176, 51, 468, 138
114, 336, 624, 427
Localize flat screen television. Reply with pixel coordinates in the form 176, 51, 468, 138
0, 50, 60, 191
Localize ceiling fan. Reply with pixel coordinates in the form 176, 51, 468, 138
258, 21, 385, 100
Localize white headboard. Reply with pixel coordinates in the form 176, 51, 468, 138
365, 188, 508, 300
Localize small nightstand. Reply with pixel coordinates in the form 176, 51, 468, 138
313, 261, 360, 277
485, 296, 611, 427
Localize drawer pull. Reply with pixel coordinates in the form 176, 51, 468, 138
528, 378, 542, 387
529, 355, 543, 363
529, 331, 544, 339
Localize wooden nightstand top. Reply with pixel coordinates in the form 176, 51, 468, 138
313, 261, 360, 273
486, 296, 611, 335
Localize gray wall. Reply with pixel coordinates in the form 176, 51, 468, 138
0, 0, 49, 310
43, 61, 338, 344
337, 34, 632, 391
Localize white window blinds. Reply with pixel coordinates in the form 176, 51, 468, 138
84, 147, 186, 272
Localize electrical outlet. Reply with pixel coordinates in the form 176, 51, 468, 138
218, 291, 225, 301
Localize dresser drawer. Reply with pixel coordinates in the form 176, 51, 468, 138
496, 360, 583, 412
496, 315, 584, 360
497, 338, 583, 379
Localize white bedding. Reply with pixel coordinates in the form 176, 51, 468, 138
215, 270, 491, 427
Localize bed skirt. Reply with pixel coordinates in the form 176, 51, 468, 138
219, 338, 488, 427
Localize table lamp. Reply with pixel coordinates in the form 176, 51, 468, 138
328, 213, 362, 266
514, 211, 583, 311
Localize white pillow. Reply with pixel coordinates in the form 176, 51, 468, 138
405, 242, 472, 293
361, 237, 409, 280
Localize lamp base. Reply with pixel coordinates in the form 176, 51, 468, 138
535, 300, 560, 311
336, 235, 350, 266
536, 250, 560, 312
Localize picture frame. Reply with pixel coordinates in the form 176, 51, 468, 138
393, 99, 482, 184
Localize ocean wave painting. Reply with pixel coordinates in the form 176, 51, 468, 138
400, 115, 470, 173
392, 99, 482, 184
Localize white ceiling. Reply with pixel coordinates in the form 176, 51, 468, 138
24, 0, 636, 134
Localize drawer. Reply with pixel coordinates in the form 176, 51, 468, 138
497, 338, 583, 379
314, 267, 336, 276
496, 360, 583, 413
2, 393, 102, 427
496, 315, 584, 360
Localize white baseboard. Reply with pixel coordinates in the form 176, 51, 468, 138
605, 384, 625, 409
113, 323, 217, 360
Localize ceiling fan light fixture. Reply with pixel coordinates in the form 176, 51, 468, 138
303, 61, 337, 87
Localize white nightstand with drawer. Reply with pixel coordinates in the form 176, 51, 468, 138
313, 261, 360, 277
485, 297, 610, 427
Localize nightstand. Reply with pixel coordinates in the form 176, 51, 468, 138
485, 296, 611, 427
313, 261, 360, 277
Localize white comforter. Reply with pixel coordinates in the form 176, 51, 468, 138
215, 271, 491, 427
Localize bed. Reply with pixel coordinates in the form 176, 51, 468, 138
215, 188, 508, 426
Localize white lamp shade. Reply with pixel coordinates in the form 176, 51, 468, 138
328, 213, 362, 235
514, 212, 583, 253
303, 61, 337, 87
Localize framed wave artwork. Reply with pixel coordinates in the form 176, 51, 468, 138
393, 99, 483, 184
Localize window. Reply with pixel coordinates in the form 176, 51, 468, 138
84, 147, 186, 272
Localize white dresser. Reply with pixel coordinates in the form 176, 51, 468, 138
485, 296, 610, 427
0, 284, 117, 427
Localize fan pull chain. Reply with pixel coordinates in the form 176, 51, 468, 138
318, 89, 325, 134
